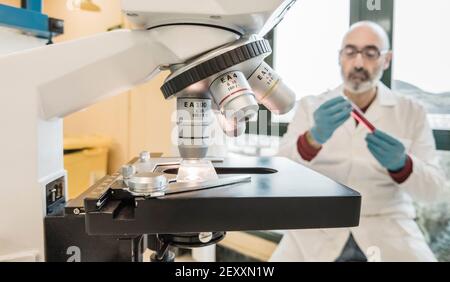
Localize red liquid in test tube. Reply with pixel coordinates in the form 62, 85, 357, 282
342, 95, 376, 133
350, 107, 376, 133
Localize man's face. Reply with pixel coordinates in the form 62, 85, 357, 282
339, 26, 392, 94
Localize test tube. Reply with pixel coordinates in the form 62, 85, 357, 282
342, 95, 376, 133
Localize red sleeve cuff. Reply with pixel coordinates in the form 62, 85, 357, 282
389, 155, 413, 184
297, 132, 322, 162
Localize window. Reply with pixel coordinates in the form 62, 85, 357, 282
392, 0, 450, 262
392, 0, 450, 129
273, 0, 350, 123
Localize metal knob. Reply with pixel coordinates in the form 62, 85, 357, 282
199, 232, 213, 243
121, 165, 136, 179
139, 151, 151, 162
127, 172, 168, 196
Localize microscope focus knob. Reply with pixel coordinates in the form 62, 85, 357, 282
121, 164, 136, 179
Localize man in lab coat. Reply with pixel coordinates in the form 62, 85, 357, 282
271, 21, 446, 262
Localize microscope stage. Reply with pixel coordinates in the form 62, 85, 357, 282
68, 157, 361, 235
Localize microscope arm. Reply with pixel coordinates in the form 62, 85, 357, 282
0, 26, 239, 119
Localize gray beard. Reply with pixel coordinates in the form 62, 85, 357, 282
342, 68, 384, 95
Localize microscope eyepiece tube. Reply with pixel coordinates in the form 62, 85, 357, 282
248, 61, 296, 115
209, 71, 259, 123
177, 97, 212, 159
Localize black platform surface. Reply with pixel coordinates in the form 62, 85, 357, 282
78, 157, 361, 235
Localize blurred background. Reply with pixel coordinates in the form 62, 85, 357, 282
1, 0, 449, 261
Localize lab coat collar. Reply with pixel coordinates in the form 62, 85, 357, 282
376, 82, 397, 107
333, 82, 397, 107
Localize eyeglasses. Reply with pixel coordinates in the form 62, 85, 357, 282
340, 45, 388, 61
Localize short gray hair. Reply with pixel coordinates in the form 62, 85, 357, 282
344, 21, 391, 51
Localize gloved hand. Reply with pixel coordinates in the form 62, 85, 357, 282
366, 130, 407, 172
310, 96, 352, 144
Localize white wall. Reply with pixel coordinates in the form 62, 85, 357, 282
0, 27, 47, 55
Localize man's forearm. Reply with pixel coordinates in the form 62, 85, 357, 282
305, 130, 323, 150
389, 155, 413, 184
301, 130, 413, 183
297, 130, 323, 162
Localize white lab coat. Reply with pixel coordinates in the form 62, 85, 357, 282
271, 82, 446, 262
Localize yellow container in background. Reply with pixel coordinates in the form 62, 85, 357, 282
64, 135, 112, 200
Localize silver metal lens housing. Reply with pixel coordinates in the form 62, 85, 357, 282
215, 112, 246, 137
209, 71, 259, 122
177, 97, 213, 159
248, 61, 296, 114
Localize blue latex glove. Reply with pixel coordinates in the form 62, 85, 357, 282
366, 130, 407, 172
310, 96, 352, 144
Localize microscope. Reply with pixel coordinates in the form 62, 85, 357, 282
0, 0, 361, 262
